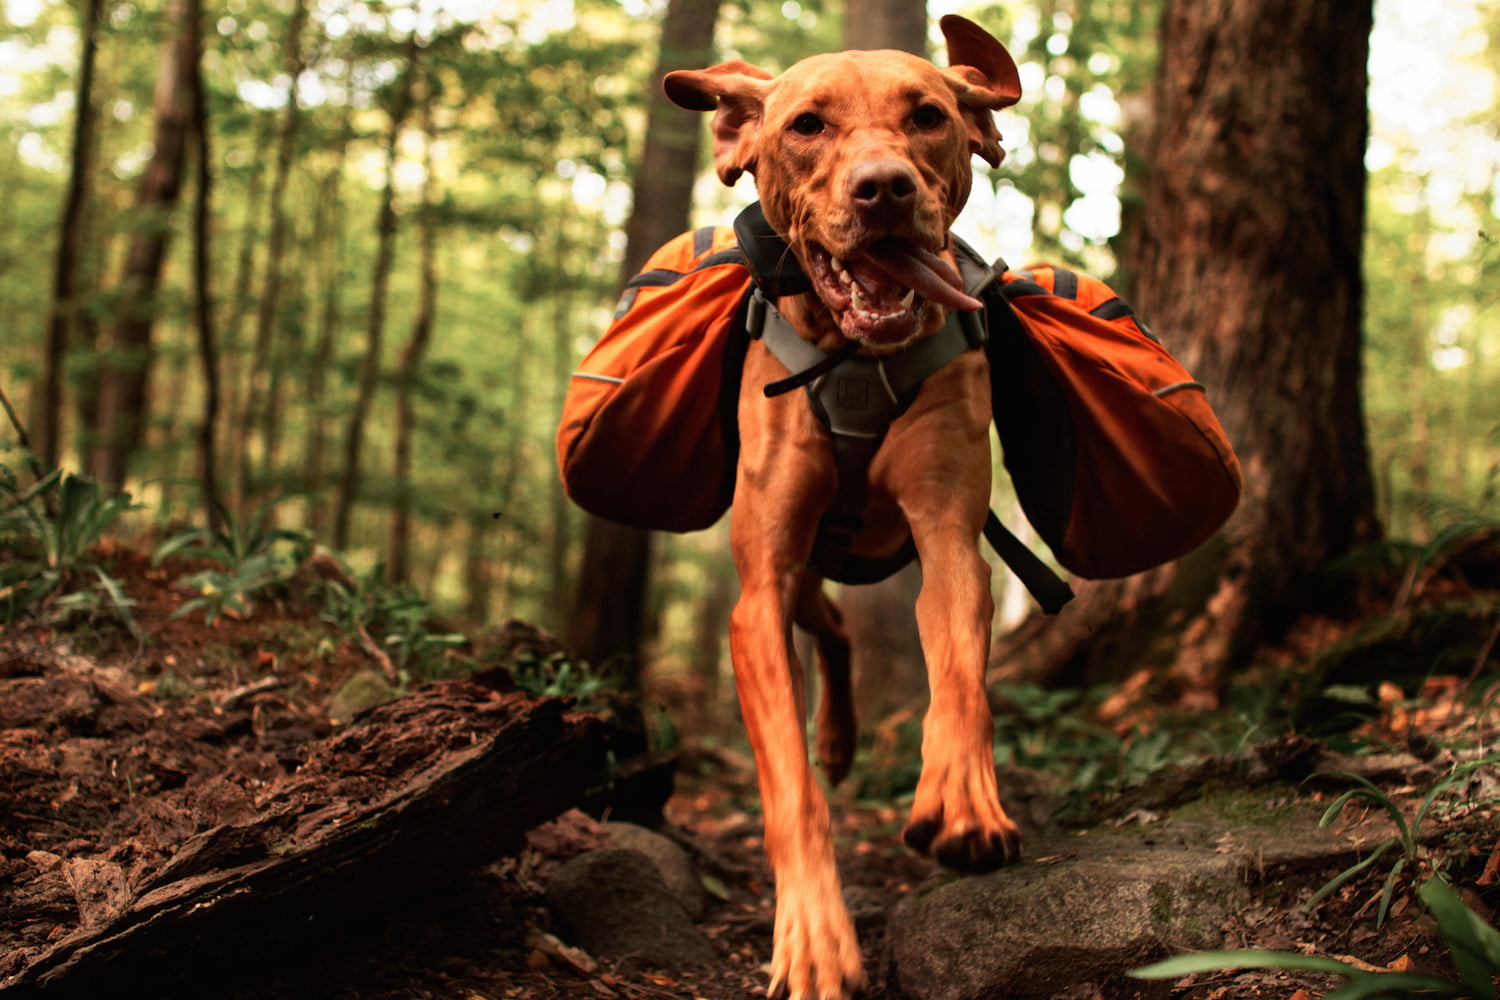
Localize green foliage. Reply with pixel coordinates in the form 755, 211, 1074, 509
1131, 946, 1476, 999
1132, 877, 1500, 999
0, 465, 140, 637
316, 562, 466, 683
1307, 755, 1500, 926
1134, 761, 1500, 999
510, 651, 619, 712
992, 684, 1207, 811
153, 494, 312, 623
847, 684, 1219, 810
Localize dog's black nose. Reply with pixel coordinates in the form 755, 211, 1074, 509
848, 159, 918, 213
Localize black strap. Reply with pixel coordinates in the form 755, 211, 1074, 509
983, 511, 1074, 615
763, 340, 862, 397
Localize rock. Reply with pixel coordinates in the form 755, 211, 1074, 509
604, 822, 707, 920
546, 848, 716, 968
887, 835, 1250, 1000
326, 670, 399, 723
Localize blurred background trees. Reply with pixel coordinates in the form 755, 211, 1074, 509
1, 0, 1496, 734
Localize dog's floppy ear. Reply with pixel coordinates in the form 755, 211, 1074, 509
938, 15, 1021, 168
664, 62, 774, 186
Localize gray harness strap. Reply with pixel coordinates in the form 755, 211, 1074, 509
750, 290, 982, 583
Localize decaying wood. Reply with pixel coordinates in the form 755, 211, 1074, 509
0, 673, 607, 999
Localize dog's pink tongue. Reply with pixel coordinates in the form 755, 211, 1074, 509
861, 240, 982, 312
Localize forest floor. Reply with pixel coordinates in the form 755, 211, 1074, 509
1, 541, 1498, 1000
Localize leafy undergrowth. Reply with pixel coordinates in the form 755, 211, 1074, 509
1, 519, 1498, 998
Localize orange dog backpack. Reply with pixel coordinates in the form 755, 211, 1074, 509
557, 204, 1241, 607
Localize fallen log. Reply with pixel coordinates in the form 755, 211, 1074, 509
0, 669, 607, 999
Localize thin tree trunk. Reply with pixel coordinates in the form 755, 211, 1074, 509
565, 0, 719, 678
842, 0, 925, 55
90, 0, 200, 487
237, 0, 308, 511
333, 33, 420, 551
304, 61, 355, 536
38, 0, 103, 469
994, 0, 1381, 706
222, 117, 269, 504
188, 15, 219, 527
390, 83, 438, 585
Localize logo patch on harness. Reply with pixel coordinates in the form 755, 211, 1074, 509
836, 377, 870, 411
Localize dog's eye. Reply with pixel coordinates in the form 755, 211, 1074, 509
912, 104, 946, 131
790, 112, 825, 136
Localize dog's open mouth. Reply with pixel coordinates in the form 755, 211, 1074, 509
806, 237, 983, 345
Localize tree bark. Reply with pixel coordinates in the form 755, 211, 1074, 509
992, 0, 1381, 705
565, 0, 719, 676
4, 683, 606, 1000
89, 0, 199, 487
38, 0, 102, 469
333, 33, 420, 552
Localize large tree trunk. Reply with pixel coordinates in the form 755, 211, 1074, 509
993, 0, 1381, 705
90, 0, 199, 487
37, 0, 102, 469
835, 0, 931, 728
565, 0, 718, 676
333, 33, 419, 551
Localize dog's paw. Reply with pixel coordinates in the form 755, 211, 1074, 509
768, 885, 865, 1000
902, 803, 1022, 872
902, 762, 1023, 873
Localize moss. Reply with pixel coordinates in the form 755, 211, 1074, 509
1171, 788, 1309, 828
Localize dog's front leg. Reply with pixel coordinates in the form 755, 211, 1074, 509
729, 566, 862, 1000
884, 357, 1024, 873
730, 350, 864, 1000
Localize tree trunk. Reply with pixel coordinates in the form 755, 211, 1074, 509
332, 33, 420, 552
565, 0, 718, 676
303, 63, 355, 538
843, 0, 925, 55
89, 0, 199, 487
390, 84, 438, 585
993, 0, 1381, 706
220, 115, 269, 502
38, 0, 102, 469
188, 33, 220, 528
236, 0, 308, 511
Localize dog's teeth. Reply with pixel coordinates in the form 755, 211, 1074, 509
833, 258, 854, 289
898, 288, 915, 309
850, 287, 869, 312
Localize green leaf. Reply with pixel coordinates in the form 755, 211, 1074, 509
1307, 838, 1397, 910
87, 564, 139, 640
1324, 971, 1472, 1000
1419, 878, 1500, 1000
1131, 949, 1365, 979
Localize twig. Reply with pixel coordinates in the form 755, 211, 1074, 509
355, 621, 398, 683
0, 378, 52, 484
1462, 617, 1499, 693
218, 675, 283, 712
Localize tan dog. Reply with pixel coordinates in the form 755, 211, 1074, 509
665, 16, 1023, 1000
